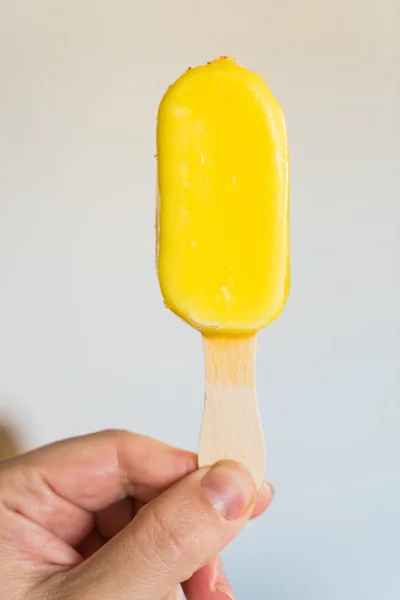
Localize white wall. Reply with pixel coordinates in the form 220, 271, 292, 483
0, 1, 399, 597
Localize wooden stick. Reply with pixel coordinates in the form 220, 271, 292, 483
166, 586, 182, 600
198, 334, 265, 487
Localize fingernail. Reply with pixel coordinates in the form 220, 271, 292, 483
215, 587, 235, 599
214, 560, 235, 599
263, 482, 275, 506
201, 461, 256, 520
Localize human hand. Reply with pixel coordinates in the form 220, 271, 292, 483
0, 430, 273, 599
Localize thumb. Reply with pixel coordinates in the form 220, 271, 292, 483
63, 461, 257, 599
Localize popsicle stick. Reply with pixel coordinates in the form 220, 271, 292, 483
198, 334, 265, 487
167, 586, 181, 600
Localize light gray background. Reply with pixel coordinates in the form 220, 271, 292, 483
1, 1, 399, 598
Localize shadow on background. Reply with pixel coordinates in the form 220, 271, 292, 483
0, 420, 23, 461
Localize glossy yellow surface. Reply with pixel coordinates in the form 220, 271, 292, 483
157, 57, 289, 333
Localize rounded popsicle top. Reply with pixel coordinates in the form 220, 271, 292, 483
156, 57, 289, 334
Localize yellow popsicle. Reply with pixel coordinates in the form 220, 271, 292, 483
157, 56, 289, 334
156, 57, 290, 490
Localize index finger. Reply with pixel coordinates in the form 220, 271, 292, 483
2, 429, 197, 511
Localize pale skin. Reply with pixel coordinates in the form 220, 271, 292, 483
0, 430, 273, 599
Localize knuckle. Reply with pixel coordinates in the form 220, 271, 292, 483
137, 499, 216, 581
100, 428, 135, 439
149, 504, 185, 560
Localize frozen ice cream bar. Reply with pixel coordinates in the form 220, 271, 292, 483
156, 57, 290, 488
157, 56, 289, 334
